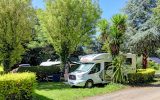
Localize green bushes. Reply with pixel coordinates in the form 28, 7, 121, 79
128, 68, 155, 84
148, 61, 160, 70
18, 66, 60, 75
17, 66, 60, 81
0, 72, 37, 100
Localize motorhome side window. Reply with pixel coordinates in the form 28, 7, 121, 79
90, 63, 100, 74
104, 62, 112, 70
125, 58, 132, 65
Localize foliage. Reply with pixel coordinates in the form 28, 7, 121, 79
21, 45, 58, 66
101, 40, 110, 53
123, 0, 160, 69
0, 0, 36, 71
39, 0, 101, 70
85, 37, 102, 54
0, 72, 37, 100
33, 82, 126, 100
109, 14, 127, 56
98, 14, 127, 55
112, 54, 126, 83
128, 68, 155, 84
152, 0, 160, 26
0, 65, 3, 72
17, 66, 60, 81
97, 19, 109, 43
27, 19, 49, 49
148, 61, 160, 70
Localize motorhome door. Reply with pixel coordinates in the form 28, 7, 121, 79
104, 62, 113, 82
88, 63, 102, 84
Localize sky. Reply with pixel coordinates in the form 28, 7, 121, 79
32, 0, 128, 20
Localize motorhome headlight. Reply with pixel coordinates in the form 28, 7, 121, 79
77, 74, 84, 79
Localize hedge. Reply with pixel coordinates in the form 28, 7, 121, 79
128, 68, 155, 84
0, 72, 37, 100
17, 66, 61, 81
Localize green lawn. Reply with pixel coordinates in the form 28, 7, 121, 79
0, 66, 3, 71
156, 69, 160, 73
33, 82, 126, 100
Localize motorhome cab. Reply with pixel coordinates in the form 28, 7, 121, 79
68, 53, 136, 88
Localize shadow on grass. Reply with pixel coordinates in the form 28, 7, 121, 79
128, 78, 160, 88
36, 82, 71, 90
33, 93, 53, 100
36, 82, 106, 91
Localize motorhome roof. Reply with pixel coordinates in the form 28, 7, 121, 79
80, 53, 111, 63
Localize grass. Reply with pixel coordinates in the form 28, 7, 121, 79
33, 82, 126, 100
156, 69, 160, 73
0, 65, 3, 71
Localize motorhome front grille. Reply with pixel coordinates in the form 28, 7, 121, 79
69, 75, 76, 80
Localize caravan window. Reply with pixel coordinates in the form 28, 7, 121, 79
89, 63, 101, 74
125, 58, 132, 65
76, 63, 94, 72
104, 62, 112, 70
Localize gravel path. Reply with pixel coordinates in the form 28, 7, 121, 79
84, 85, 160, 100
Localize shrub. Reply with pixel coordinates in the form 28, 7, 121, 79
128, 68, 155, 84
0, 72, 37, 100
18, 65, 60, 75
148, 61, 160, 70
17, 66, 60, 81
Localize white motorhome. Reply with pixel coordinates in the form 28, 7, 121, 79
68, 53, 136, 88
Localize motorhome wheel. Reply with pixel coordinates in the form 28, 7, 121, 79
85, 80, 93, 88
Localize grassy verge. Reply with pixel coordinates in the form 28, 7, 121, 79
156, 69, 160, 73
0, 66, 3, 71
33, 82, 126, 100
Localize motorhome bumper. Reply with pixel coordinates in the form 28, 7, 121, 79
68, 80, 86, 86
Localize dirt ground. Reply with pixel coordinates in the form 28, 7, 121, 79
84, 84, 160, 100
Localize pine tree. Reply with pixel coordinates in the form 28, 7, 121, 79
124, 0, 160, 69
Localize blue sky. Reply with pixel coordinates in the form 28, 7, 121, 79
32, 0, 128, 20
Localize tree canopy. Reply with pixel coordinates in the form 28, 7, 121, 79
39, 0, 101, 69
0, 0, 35, 71
123, 0, 160, 68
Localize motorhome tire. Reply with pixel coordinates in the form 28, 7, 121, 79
85, 80, 93, 88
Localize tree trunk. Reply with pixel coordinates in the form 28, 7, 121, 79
59, 42, 70, 81
110, 43, 120, 57
142, 49, 148, 69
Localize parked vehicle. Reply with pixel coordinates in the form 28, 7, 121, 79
40, 59, 61, 66
19, 64, 31, 67
68, 53, 136, 88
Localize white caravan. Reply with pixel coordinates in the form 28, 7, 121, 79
68, 53, 136, 88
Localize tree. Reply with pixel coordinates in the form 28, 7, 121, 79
153, 0, 160, 26
123, 0, 160, 69
39, 0, 101, 70
108, 14, 127, 83
97, 19, 109, 44
109, 14, 127, 56
0, 0, 35, 72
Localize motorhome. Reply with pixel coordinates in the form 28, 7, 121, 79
68, 53, 136, 88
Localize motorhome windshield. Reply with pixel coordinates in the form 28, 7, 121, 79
76, 63, 94, 72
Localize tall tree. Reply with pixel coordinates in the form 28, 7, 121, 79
0, 0, 35, 71
97, 19, 109, 44
108, 14, 127, 83
109, 14, 127, 56
153, 0, 160, 26
123, 0, 160, 69
39, 0, 101, 70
